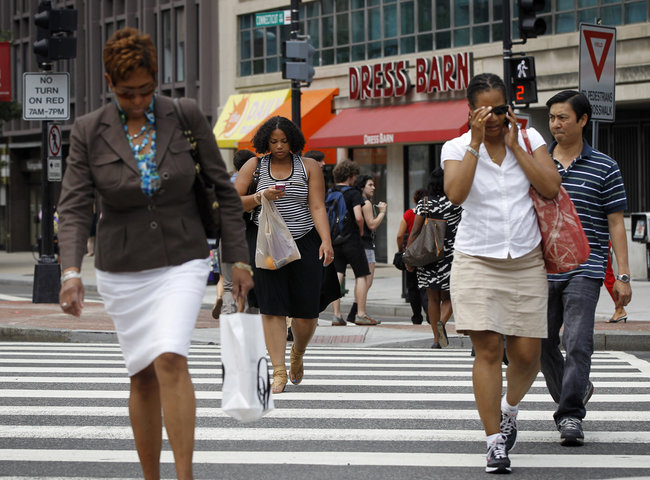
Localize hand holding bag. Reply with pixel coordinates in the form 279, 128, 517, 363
220, 311, 274, 422
523, 129, 590, 274
403, 197, 447, 267
255, 194, 301, 270
172, 98, 221, 239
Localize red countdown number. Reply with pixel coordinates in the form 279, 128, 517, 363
516, 85, 525, 101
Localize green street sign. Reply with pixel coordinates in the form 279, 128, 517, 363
255, 10, 290, 27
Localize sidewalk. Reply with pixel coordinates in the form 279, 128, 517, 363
1, 251, 649, 350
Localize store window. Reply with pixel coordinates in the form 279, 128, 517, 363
239, 1, 649, 77
160, 7, 185, 84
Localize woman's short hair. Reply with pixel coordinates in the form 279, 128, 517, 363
252, 116, 305, 154
546, 90, 592, 125
103, 28, 157, 85
466, 73, 507, 108
427, 167, 445, 196
332, 160, 360, 183
353, 174, 372, 191
413, 188, 427, 204
233, 149, 256, 171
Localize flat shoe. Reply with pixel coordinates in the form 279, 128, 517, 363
211, 297, 223, 320
331, 316, 346, 326
607, 315, 627, 323
355, 314, 378, 326
431, 342, 441, 349
436, 321, 449, 348
289, 346, 304, 385
272, 366, 288, 394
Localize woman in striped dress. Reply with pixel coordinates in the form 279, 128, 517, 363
234, 116, 334, 394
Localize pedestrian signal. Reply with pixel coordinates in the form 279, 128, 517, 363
508, 56, 538, 105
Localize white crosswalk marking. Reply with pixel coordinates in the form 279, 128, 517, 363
1, 342, 650, 479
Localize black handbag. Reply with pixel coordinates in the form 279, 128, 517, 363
392, 252, 405, 271
172, 98, 221, 239
402, 196, 446, 267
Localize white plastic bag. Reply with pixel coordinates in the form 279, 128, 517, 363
220, 312, 274, 422
255, 195, 301, 270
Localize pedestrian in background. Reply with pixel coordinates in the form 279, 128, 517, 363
57, 28, 253, 479
396, 188, 429, 325
345, 174, 386, 323
329, 160, 378, 326
234, 116, 334, 394
213, 148, 257, 319
406, 168, 461, 348
442, 72, 561, 473
541, 90, 632, 447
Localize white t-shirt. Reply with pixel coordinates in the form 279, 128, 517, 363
440, 127, 546, 259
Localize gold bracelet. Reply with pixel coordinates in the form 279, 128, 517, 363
233, 262, 254, 277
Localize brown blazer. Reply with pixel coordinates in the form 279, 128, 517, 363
58, 96, 248, 272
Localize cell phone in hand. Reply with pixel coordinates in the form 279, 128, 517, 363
275, 182, 286, 192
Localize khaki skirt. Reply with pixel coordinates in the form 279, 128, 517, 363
450, 245, 548, 338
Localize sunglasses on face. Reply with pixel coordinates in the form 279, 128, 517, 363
491, 105, 509, 115
113, 82, 156, 99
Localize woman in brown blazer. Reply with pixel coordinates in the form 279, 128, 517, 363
57, 28, 253, 479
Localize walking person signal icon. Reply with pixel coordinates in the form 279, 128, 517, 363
508, 56, 538, 105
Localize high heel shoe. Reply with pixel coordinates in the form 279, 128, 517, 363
607, 315, 627, 323
272, 366, 288, 393
289, 345, 305, 385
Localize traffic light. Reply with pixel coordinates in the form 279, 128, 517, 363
508, 56, 538, 104
282, 40, 315, 84
33, 0, 78, 64
518, 0, 546, 40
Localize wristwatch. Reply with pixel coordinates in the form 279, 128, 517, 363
616, 274, 630, 283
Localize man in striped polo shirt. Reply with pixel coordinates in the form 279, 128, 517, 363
540, 91, 632, 447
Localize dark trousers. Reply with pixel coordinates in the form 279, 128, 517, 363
541, 276, 602, 423
405, 269, 428, 322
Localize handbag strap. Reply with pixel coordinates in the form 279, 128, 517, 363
521, 128, 533, 156
172, 98, 200, 166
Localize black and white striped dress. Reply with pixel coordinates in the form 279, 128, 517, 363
253, 153, 314, 239
414, 195, 463, 291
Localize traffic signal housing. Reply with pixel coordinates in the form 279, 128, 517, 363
508, 56, 538, 105
518, 0, 546, 40
282, 40, 315, 85
33, 0, 78, 63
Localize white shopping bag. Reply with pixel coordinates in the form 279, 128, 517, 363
220, 311, 274, 422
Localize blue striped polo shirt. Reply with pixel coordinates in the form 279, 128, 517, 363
547, 139, 627, 282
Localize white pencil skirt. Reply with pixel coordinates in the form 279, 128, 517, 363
96, 257, 210, 376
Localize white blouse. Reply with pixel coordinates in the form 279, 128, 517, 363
440, 128, 546, 259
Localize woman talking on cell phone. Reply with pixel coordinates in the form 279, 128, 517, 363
442, 73, 560, 474
234, 116, 334, 394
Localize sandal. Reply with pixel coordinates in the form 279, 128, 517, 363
289, 346, 305, 385
272, 366, 288, 394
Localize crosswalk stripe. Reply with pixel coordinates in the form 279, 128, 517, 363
1, 405, 650, 421
1, 449, 650, 469
3, 424, 650, 444
1, 388, 649, 402
1, 375, 649, 389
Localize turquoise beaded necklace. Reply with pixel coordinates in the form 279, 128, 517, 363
117, 97, 160, 197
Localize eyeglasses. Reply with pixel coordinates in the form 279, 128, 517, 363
491, 105, 509, 115
113, 82, 156, 100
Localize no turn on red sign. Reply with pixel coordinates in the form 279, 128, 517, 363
579, 24, 616, 122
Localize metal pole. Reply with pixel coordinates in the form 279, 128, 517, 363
503, 0, 513, 105
33, 63, 61, 303
290, 0, 301, 129
591, 120, 599, 150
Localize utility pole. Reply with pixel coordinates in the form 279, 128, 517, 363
290, 0, 301, 129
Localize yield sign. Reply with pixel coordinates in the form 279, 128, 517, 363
579, 24, 616, 122
583, 30, 614, 82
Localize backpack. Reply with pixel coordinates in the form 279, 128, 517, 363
325, 185, 352, 245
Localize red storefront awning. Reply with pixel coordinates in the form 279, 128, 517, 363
308, 100, 469, 148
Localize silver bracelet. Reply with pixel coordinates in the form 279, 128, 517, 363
466, 146, 479, 158
61, 271, 82, 283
